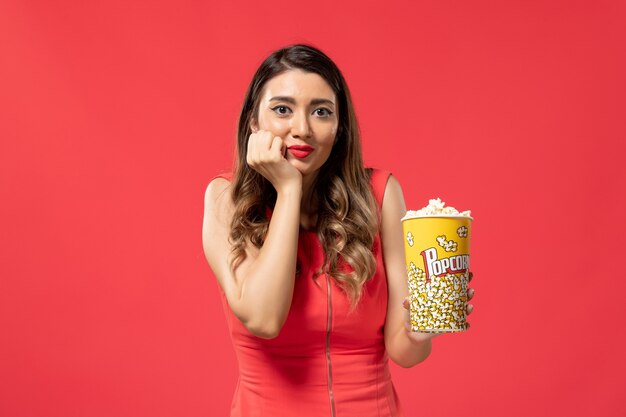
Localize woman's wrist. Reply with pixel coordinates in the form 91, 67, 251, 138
406, 328, 441, 345
275, 180, 303, 198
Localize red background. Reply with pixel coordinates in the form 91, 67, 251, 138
1, 1, 625, 416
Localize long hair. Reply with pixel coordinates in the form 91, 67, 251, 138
228, 44, 379, 313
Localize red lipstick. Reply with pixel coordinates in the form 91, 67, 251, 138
287, 144, 314, 159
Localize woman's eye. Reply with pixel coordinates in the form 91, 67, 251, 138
271, 106, 333, 118
315, 108, 333, 117
271, 106, 291, 115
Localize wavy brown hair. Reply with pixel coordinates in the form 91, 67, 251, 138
227, 44, 379, 313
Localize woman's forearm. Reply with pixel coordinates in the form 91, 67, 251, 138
388, 329, 433, 368
238, 185, 302, 338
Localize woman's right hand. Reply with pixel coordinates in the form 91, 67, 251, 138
246, 130, 302, 193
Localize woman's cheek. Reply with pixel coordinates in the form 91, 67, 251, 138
268, 118, 289, 133
258, 112, 288, 135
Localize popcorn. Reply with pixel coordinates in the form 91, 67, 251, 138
407, 262, 469, 332
436, 235, 458, 252
402, 198, 472, 219
406, 231, 414, 247
402, 197, 473, 333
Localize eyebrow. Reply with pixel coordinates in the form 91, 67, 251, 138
269, 96, 335, 107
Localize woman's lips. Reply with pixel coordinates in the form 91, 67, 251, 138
287, 145, 313, 158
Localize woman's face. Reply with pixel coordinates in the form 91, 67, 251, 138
250, 69, 339, 179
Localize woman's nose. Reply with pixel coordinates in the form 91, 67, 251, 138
290, 111, 311, 138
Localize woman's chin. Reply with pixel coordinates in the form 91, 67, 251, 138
287, 157, 322, 178
287, 158, 304, 170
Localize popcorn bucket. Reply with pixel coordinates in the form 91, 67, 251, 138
402, 213, 473, 333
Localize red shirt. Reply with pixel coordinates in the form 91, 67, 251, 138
212, 168, 404, 417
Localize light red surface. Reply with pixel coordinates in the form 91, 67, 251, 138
1, 1, 625, 417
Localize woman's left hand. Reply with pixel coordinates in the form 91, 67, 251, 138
401, 272, 475, 344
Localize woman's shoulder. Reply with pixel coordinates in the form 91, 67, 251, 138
204, 172, 235, 215
210, 171, 234, 183
206, 171, 234, 194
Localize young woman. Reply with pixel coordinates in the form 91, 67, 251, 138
202, 43, 474, 417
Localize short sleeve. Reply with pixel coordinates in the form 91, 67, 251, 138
368, 168, 392, 209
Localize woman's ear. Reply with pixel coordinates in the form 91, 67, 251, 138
250, 118, 258, 133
